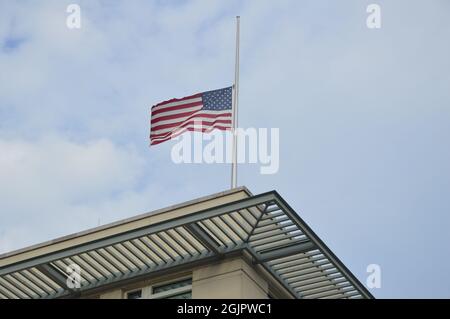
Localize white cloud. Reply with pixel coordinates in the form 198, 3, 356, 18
0, 137, 142, 200
0, 136, 147, 252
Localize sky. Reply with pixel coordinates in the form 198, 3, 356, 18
1, 0, 449, 298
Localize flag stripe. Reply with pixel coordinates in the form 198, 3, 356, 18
151, 119, 232, 138
151, 100, 203, 117
151, 125, 232, 145
151, 124, 231, 143
151, 112, 231, 129
151, 105, 204, 122
152, 95, 202, 111
151, 109, 201, 124
151, 112, 232, 132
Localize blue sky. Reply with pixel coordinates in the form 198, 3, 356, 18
1, 0, 450, 298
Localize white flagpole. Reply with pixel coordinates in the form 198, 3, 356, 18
231, 16, 240, 189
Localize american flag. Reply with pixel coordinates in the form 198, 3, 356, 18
150, 86, 233, 146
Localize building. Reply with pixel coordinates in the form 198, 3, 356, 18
0, 187, 372, 299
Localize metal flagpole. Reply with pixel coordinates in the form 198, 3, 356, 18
231, 16, 240, 189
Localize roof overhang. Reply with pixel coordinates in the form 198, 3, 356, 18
0, 187, 373, 299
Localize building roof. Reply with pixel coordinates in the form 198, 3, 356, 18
0, 187, 373, 299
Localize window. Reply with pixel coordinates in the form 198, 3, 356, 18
127, 289, 142, 299
124, 277, 192, 299
152, 278, 192, 299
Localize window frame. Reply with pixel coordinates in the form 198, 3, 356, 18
126, 289, 143, 299
124, 276, 192, 299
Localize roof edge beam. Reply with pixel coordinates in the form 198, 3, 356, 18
185, 224, 222, 256
257, 241, 316, 263
35, 264, 76, 294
